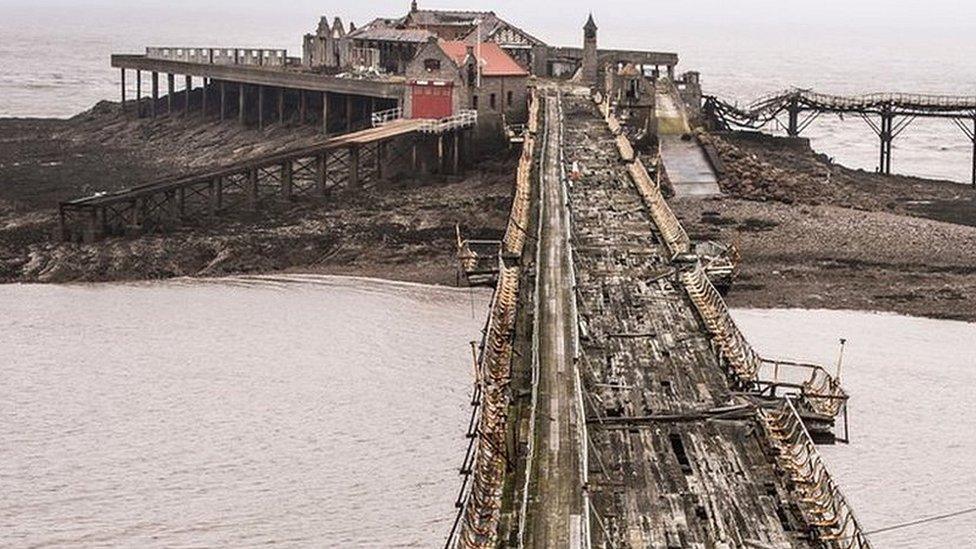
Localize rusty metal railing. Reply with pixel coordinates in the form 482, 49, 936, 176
761, 398, 872, 548
448, 91, 540, 549
757, 358, 849, 419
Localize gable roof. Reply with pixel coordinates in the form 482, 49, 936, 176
439, 41, 529, 77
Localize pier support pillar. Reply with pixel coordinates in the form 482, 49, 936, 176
184, 75, 191, 115
879, 110, 893, 175
136, 70, 142, 117
345, 94, 354, 131
453, 131, 460, 174
281, 161, 293, 199
167, 73, 175, 114
787, 97, 800, 138
120, 69, 127, 110
239, 83, 246, 126
258, 85, 265, 130
437, 135, 444, 173
322, 91, 329, 135
316, 153, 328, 196
376, 142, 385, 181
278, 87, 285, 125
151, 72, 159, 118
219, 81, 226, 121
348, 146, 360, 189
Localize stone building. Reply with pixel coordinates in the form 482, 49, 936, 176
582, 14, 598, 84
403, 37, 529, 122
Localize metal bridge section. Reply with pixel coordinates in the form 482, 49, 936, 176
58, 116, 475, 242
704, 89, 976, 185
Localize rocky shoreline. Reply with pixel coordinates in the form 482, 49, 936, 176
2, 104, 975, 321
677, 132, 976, 321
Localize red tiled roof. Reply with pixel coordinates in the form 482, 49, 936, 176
439, 41, 529, 77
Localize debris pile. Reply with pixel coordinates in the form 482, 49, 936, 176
699, 133, 826, 204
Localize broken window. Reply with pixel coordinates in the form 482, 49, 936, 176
424, 58, 441, 72
490, 93, 497, 110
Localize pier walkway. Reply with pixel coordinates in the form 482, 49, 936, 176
449, 86, 868, 548
523, 93, 584, 547
656, 85, 721, 197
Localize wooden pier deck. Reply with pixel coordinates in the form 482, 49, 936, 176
560, 92, 816, 547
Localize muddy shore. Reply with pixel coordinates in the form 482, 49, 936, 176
0, 102, 513, 286
676, 132, 976, 321
3, 104, 975, 321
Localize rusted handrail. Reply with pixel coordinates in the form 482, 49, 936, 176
761, 398, 872, 548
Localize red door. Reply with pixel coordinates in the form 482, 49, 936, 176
410, 82, 453, 119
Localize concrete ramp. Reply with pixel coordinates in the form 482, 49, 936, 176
660, 135, 722, 197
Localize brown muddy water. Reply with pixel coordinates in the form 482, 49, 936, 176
1, 278, 973, 547
734, 309, 976, 549
1, 276, 491, 547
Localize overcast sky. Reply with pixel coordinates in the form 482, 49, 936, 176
7, 0, 976, 46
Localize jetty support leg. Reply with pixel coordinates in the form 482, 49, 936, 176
184, 75, 191, 114
120, 69, 126, 110
167, 73, 174, 114
239, 83, 246, 126
151, 72, 159, 118
322, 92, 329, 134
345, 94, 353, 131
258, 85, 265, 130
316, 153, 328, 196
278, 87, 285, 125
136, 70, 142, 117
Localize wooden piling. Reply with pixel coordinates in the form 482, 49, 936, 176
184, 75, 191, 114
239, 83, 246, 125
167, 73, 174, 114
281, 161, 293, 199
316, 153, 328, 196
151, 72, 159, 118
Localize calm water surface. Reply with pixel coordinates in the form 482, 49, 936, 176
1, 276, 490, 547
734, 309, 976, 549
2, 279, 974, 547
